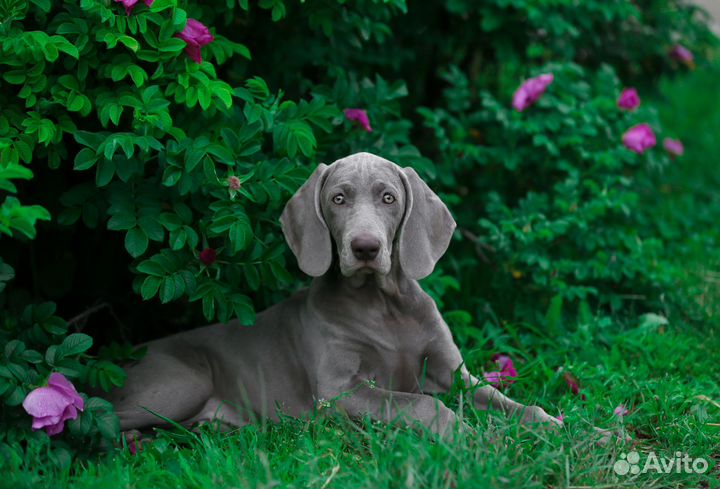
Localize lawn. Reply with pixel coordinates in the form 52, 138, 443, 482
4, 67, 719, 489
8, 322, 720, 488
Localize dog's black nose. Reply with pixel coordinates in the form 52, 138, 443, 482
351, 235, 380, 261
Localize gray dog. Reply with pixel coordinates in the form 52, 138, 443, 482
109, 152, 562, 436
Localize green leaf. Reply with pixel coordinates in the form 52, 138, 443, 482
125, 227, 149, 257
159, 37, 186, 53
96, 159, 116, 187
68, 411, 93, 437
5, 386, 26, 406
59, 333, 93, 357
159, 276, 176, 303
202, 294, 215, 321
127, 66, 147, 87
169, 228, 187, 249
5, 340, 25, 359
138, 216, 164, 242
52, 35, 79, 58
141, 276, 162, 300
231, 294, 255, 325
96, 412, 120, 440
136, 259, 166, 276
149, 0, 176, 12
229, 219, 252, 253
118, 35, 140, 52
245, 77, 269, 99
107, 213, 137, 231
45, 345, 58, 365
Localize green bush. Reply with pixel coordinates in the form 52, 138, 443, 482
421, 62, 674, 319
0, 0, 717, 463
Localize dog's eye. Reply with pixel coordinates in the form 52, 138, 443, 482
382, 193, 396, 204
332, 194, 345, 205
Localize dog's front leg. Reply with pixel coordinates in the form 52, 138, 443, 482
460, 369, 562, 427
321, 379, 460, 437
423, 324, 561, 429
316, 349, 460, 437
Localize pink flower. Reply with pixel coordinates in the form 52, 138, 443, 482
113, 0, 153, 16
483, 354, 517, 386
512, 73, 554, 111
556, 413, 565, 423
128, 436, 144, 455
617, 87, 640, 111
663, 138, 684, 157
176, 19, 214, 64
622, 123, 657, 154
563, 372, 586, 400
670, 45, 694, 67
199, 247, 217, 266
344, 109, 373, 132
227, 176, 242, 191
614, 404, 629, 417
22, 373, 84, 436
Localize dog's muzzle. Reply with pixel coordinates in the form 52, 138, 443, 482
339, 232, 391, 276
350, 234, 380, 261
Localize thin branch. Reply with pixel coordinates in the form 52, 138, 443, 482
459, 228, 495, 264
67, 302, 111, 330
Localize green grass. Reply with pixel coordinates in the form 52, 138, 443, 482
5, 320, 719, 488
5, 65, 720, 489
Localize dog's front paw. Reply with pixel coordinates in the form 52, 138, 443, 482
519, 405, 563, 429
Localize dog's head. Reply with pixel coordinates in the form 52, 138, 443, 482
280, 152, 455, 280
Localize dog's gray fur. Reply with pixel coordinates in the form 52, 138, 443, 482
108, 152, 561, 436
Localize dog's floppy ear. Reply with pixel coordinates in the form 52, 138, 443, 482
280, 163, 332, 277
398, 167, 456, 280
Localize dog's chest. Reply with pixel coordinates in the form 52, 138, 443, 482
354, 302, 429, 392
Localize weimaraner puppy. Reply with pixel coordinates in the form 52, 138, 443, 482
108, 152, 562, 436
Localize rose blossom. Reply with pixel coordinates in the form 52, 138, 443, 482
617, 87, 640, 110
177, 19, 214, 64
614, 404, 629, 417
512, 73, 554, 111
199, 247, 217, 265
344, 109, 373, 132
483, 354, 518, 386
663, 138, 684, 157
622, 123, 657, 154
113, 0, 153, 16
670, 44, 694, 67
22, 373, 84, 436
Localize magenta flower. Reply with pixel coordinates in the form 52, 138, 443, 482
663, 138, 684, 158
670, 44, 694, 67
344, 109, 373, 132
512, 73, 554, 112
563, 372, 587, 400
22, 373, 84, 436
614, 404, 629, 417
113, 0, 153, 16
128, 435, 144, 455
622, 123, 657, 154
199, 247, 217, 266
176, 19, 214, 64
483, 354, 517, 386
617, 87, 640, 111
556, 413, 565, 423
563, 372, 580, 395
